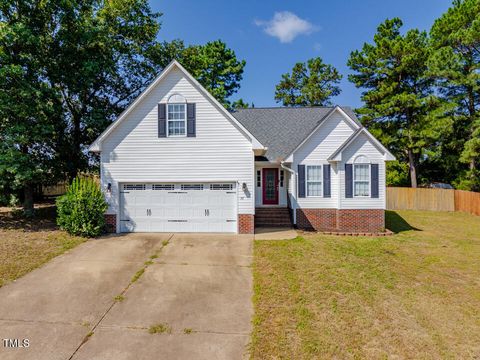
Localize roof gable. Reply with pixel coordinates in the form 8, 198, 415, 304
233, 106, 360, 162
89, 60, 264, 152
328, 127, 396, 162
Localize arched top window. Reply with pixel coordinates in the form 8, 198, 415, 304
166, 93, 186, 136
167, 93, 186, 104
353, 155, 370, 197
354, 155, 370, 164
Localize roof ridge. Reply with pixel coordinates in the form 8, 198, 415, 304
234, 106, 337, 110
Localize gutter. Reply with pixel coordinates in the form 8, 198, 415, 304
280, 161, 297, 225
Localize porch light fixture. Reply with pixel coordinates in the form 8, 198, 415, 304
242, 182, 247, 191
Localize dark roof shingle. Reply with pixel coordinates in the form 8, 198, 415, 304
232, 106, 359, 161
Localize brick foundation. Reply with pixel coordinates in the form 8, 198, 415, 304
238, 214, 254, 234
296, 209, 385, 233
337, 209, 385, 233
297, 209, 337, 231
104, 214, 117, 233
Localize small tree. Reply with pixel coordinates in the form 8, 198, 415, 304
56, 177, 107, 237
275, 57, 342, 107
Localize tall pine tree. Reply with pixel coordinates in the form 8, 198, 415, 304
429, 0, 480, 190
348, 18, 450, 187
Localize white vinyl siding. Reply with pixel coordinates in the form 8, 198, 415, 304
101, 67, 254, 226
291, 111, 357, 209
287, 110, 387, 215
306, 165, 322, 197
340, 133, 386, 209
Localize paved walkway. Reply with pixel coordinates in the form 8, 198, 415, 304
0, 233, 253, 360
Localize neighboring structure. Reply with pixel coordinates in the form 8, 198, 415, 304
90, 60, 395, 234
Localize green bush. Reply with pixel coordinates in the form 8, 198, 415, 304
56, 177, 108, 237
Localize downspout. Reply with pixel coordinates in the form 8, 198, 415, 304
280, 161, 297, 225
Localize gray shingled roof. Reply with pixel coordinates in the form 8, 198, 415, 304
232, 106, 360, 161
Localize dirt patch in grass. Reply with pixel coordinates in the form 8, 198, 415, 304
0, 205, 85, 287
252, 211, 480, 359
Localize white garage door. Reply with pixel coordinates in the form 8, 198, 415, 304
120, 183, 237, 233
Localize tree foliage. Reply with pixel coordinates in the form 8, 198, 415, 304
429, 0, 480, 190
155, 39, 246, 108
275, 57, 342, 107
0, 2, 247, 213
348, 18, 451, 188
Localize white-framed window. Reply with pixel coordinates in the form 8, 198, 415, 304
353, 155, 370, 197
306, 165, 322, 197
167, 103, 186, 137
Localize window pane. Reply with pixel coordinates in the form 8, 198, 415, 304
168, 120, 185, 135
354, 164, 369, 181
354, 181, 369, 196
168, 104, 185, 120
307, 182, 322, 196
307, 165, 322, 181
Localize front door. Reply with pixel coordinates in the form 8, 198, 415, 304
262, 168, 279, 205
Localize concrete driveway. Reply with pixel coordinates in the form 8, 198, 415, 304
0, 233, 253, 360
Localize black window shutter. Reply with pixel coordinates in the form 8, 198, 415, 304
158, 104, 166, 137
187, 103, 196, 137
323, 164, 331, 198
298, 165, 306, 198
345, 164, 353, 198
371, 164, 379, 198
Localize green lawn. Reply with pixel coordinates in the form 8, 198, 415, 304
0, 205, 85, 287
252, 210, 480, 359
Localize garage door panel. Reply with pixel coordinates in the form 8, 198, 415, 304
121, 183, 237, 233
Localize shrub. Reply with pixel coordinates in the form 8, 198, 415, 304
56, 177, 108, 237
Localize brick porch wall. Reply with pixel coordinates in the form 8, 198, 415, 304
296, 209, 385, 233
337, 209, 385, 233
296, 209, 337, 231
238, 214, 254, 234
104, 214, 117, 233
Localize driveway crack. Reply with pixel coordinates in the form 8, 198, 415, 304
67, 234, 175, 360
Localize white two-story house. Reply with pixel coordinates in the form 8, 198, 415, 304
89, 60, 395, 234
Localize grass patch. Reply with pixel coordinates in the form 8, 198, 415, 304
114, 295, 125, 302
131, 268, 145, 283
251, 210, 480, 359
183, 328, 194, 334
0, 205, 86, 287
144, 260, 153, 266
148, 323, 172, 334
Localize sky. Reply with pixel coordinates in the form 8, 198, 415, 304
151, 0, 453, 109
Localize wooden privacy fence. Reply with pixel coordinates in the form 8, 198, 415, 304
386, 187, 480, 216
455, 190, 480, 216
41, 175, 100, 198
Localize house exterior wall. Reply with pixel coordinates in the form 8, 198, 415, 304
100, 67, 255, 231
254, 164, 288, 207
290, 112, 357, 209
338, 133, 386, 209
287, 111, 388, 233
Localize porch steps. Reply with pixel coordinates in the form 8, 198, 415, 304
255, 207, 292, 227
